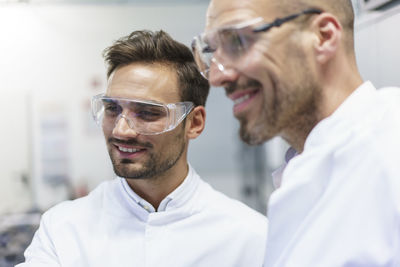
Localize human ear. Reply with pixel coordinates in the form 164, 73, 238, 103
312, 13, 342, 64
186, 106, 206, 140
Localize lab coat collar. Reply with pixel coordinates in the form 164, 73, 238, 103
278, 81, 376, 188
119, 164, 199, 213
304, 81, 376, 151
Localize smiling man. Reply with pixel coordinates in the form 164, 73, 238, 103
192, 0, 400, 266
18, 30, 267, 267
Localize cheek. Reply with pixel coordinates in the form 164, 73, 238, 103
239, 40, 281, 83
238, 43, 270, 77
102, 128, 109, 141
103, 126, 112, 141
283, 49, 312, 87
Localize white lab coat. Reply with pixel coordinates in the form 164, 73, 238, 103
19, 165, 267, 267
264, 81, 400, 266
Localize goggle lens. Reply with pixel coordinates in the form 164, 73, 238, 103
192, 20, 261, 79
91, 95, 193, 135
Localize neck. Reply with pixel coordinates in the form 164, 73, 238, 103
126, 156, 189, 210
318, 58, 363, 120
283, 57, 363, 153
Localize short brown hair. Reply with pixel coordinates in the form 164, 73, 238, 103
103, 30, 210, 107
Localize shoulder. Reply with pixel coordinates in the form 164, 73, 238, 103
362, 87, 400, 162
376, 86, 400, 97
343, 86, 400, 162
334, 86, 400, 210
41, 179, 119, 226
373, 87, 400, 116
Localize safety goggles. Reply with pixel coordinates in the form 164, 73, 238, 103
91, 94, 194, 135
191, 8, 322, 79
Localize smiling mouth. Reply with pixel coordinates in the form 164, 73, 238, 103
117, 146, 145, 153
113, 144, 148, 158
234, 92, 253, 105
230, 89, 260, 113
231, 88, 259, 102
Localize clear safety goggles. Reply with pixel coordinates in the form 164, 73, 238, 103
191, 8, 322, 79
91, 94, 194, 135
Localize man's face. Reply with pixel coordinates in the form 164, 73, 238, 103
103, 63, 187, 179
205, 0, 321, 145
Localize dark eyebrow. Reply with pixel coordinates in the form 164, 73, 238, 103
133, 102, 165, 110
102, 96, 166, 106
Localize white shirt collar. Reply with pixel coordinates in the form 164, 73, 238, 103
271, 147, 298, 189
119, 164, 197, 213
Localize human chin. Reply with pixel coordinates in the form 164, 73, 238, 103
110, 152, 154, 179
106, 143, 146, 178
238, 105, 278, 145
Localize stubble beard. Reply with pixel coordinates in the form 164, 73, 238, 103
236, 34, 323, 147
239, 104, 277, 145
108, 130, 186, 180
239, 76, 321, 146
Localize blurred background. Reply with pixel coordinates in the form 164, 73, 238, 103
1, 0, 400, 265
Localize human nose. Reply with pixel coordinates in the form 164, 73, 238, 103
208, 57, 240, 87
112, 114, 139, 138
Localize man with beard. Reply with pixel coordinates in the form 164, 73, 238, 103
18, 30, 267, 267
192, 0, 400, 266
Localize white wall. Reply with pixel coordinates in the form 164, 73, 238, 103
355, 5, 400, 87
0, 3, 256, 214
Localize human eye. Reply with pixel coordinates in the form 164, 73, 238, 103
133, 104, 166, 122
219, 30, 244, 54
201, 35, 218, 54
103, 100, 121, 116
136, 111, 162, 121
202, 45, 216, 53
220, 27, 256, 57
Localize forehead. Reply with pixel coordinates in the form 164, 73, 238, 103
206, 0, 277, 30
106, 63, 180, 103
